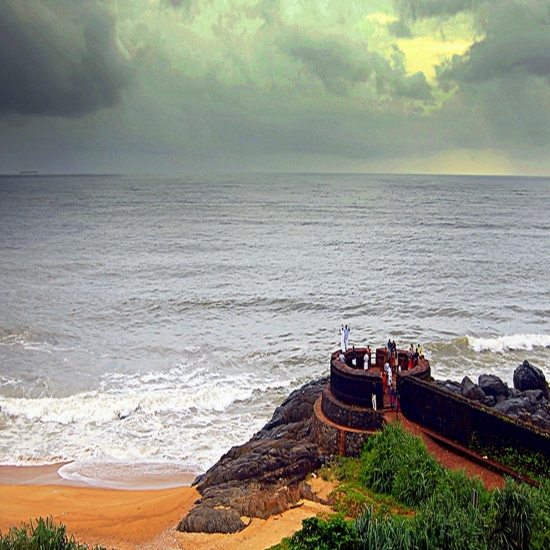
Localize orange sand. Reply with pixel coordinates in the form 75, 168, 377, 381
0, 465, 332, 550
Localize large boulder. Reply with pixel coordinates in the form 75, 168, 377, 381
178, 508, 247, 534
478, 374, 509, 399
493, 397, 530, 416
461, 376, 487, 403
177, 377, 329, 534
513, 360, 549, 399
436, 380, 461, 395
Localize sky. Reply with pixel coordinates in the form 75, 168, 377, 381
1, 0, 550, 175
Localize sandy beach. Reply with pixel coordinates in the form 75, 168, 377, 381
0, 464, 331, 550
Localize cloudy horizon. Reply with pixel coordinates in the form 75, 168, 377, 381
2, 0, 550, 176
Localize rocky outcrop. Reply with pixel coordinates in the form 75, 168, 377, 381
177, 377, 329, 534
437, 361, 550, 431
478, 374, 509, 399
513, 360, 550, 399
461, 376, 491, 404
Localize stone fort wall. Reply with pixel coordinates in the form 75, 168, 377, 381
397, 367, 550, 462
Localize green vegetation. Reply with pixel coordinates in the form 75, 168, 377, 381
0, 517, 106, 550
479, 444, 550, 483
273, 422, 550, 550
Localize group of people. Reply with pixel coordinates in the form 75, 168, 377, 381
406, 343, 423, 370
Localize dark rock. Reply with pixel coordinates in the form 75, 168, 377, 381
530, 410, 550, 431
478, 374, 509, 398
493, 397, 529, 416
436, 380, 461, 395
177, 377, 328, 534
524, 389, 546, 406
483, 395, 496, 407
177, 507, 247, 534
461, 376, 486, 402
513, 360, 550, 399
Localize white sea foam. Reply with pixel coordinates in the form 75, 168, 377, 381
0, 360, 302, 472
467, 334, 550, 353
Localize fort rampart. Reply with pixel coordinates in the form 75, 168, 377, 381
397, 364, 550, 462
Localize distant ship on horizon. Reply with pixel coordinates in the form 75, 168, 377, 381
19, 170, 39, 175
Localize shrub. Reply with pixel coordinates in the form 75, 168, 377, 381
355, 507, 415, 550
0, 517, 106, 550
288, 515, 359, 550
359, 421, 444, 507
530, 479, 550, 550
487, 479, 533, 550
413, 483, 487, 550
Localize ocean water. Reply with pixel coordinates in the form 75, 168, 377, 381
1, 173, 550, 488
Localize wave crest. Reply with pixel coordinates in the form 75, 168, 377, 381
468, 334, 550, 353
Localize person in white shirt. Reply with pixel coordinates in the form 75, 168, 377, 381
343, 325, 350, 351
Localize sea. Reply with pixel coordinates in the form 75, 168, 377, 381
1, 172, 550, 489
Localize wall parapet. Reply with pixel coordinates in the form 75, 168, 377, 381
397, 373, 550, 461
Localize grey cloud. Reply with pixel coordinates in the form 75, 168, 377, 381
161, 0, 194, 10
389, 0, 478, 36
286, 34, 433, 101
436, 2, 550, 146
392, 0, 477, 22
440, 3, 550, 82
288, 40, 369, 96
0, 0, 132, 118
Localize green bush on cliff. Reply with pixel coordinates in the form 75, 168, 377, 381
0, 517, 106, 550
287, 423, 550, 550
288, 515, 359, 550
359, 421, 444, 507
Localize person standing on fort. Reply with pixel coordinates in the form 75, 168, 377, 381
384, 360, 392, 389
339, 324, 345, 351
389, 386, 396, 409
343, 325, 350, 351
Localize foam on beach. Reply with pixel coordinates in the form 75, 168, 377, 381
0, 358, 302, 475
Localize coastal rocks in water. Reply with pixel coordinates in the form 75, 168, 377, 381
435, 379, 461, 395
438, 361, 550, 432
478, 374, 509, 400
460, 376, 488, 403
513, 360, 550, 399
177, 377, 329, 534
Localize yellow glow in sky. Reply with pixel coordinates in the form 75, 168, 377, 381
364, 12, 474, 82
397, 37, 471, 81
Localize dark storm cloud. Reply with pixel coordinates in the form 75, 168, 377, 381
0, 0, 132, 118
389, 0, 477, 36
392, 0, 477, 22
440, 2, 550, 82
434, 2, 550, 146
286, 34, 433, 101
